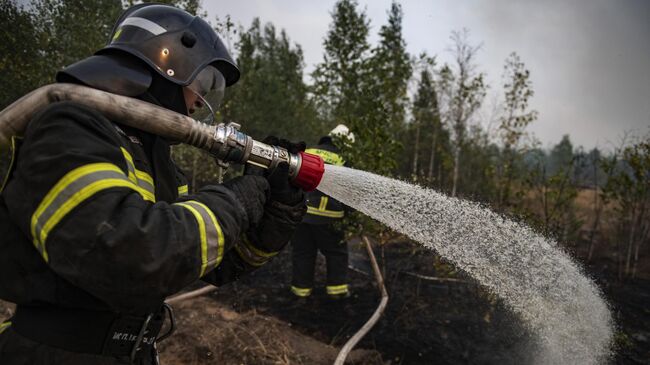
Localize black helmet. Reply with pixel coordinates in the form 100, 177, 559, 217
104, 3, 239, 87
57, 3, 238, 117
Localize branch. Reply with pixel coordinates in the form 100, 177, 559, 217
165, 285, 217, 306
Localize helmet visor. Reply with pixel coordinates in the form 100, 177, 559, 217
187, 65, 226, 124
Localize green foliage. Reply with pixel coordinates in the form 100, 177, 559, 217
312, 0, 370, 123
0, 0, 123, 108
0, 0, 203, 109
368, 2, 412, 136
0, 1, 48, 109
221, 19, 322, 143
312, 0, 407, 177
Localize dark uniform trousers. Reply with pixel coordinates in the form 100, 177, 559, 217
291, 223, 348, 296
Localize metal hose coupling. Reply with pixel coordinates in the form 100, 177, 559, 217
0, 83, 325, 192
208, 123, 324, 192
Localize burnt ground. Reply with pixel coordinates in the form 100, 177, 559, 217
209, 240, 533, 365
197, 239, 650, 364
1, 239, 648, 364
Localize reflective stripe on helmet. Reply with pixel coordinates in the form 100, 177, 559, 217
173, 200, 225, 277
30, 163, 155, 262
119, 17, 166, 35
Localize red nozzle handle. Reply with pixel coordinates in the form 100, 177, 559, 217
293, 151, 324, 192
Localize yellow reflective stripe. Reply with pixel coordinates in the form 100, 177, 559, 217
305, 148, 344, 166
121, 147, 137, 183
30, 163, 154, 262
306, 206, 345, 218
307, 196, 343, 218
183, 200, 224, 268
326, 284, 349, 295
200, 201, 225, 268
178, 185, 189, 196
174, 202, 208, 277
30, 163, 123, 239
174, 200, 225, 276
121, 147, 155, 199
0, 321, 11, 334
135, 170, 154, 186
235, 236, 278, 267
242, 237, 276, 258
291, 286, 312, 297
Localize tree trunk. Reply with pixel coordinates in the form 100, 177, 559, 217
412, 121, 420, 180
587, 163, 602, 263
427, 129, 437, 184
451, 146, 460, 197
625, 210, 637, 276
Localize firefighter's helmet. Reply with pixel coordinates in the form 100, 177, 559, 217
57, 4, 238, 117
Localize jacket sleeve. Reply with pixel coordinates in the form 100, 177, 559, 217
201, 198, 306, 286
3, 102, 250, 313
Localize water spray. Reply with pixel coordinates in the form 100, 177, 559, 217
0, 83, 324, 191
318, 165, 613, 364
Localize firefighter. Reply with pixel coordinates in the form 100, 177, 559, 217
0, 4, 305, 365
291, 125, 353, 300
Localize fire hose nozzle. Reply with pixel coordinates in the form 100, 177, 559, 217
208, 123, 324, 191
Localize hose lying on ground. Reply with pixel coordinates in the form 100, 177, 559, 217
334, 236, 389, 365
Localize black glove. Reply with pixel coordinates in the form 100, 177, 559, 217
222, 175, 269, 229
245, 136, 306, 206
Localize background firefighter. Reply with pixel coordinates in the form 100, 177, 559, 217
0, 4, 306, 365
291, 125, 354, 300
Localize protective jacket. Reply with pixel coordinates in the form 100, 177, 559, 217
302, 138, 346, 225
0, 101, 300, 364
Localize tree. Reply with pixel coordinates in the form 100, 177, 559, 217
436, 30, 486, 197
220, 18, 321, 142
408, 60, 443, 184
601, 133, 650, 278
368, 1, 412, 138
523, 137, 581, 244
495, 52, 537, 209
0, 1, 48, 109
312, 0, 370, 124
312, 0, 400, 175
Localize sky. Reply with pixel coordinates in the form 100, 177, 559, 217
203, 0, 650, 150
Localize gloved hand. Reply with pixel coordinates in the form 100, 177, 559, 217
245, 136, 306, 206
222, 175, 270, 229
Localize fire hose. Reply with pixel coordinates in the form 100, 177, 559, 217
0, 83, 325, 191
